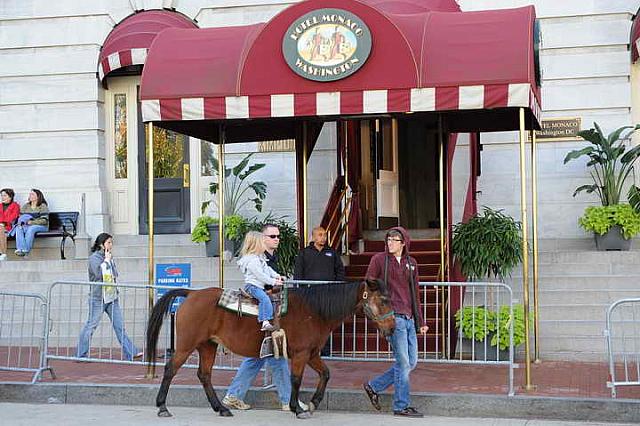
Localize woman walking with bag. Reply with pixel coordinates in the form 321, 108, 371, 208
77, 233, 142, 361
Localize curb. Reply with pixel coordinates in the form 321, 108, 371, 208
1, 382, 639, 423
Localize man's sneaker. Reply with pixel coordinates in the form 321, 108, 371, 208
133, 351, 144, 359
14, 250, 24, 257
260, 321, 277, 332
0, 253, 6, 261
282, 400, 308, 411
393, 407, 424, 417
222, 395, 251, 410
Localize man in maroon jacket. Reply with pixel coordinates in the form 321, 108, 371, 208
363, 227, 428, 417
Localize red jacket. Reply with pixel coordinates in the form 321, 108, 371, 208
0, 201, 20, 231
365, 226, 423, 330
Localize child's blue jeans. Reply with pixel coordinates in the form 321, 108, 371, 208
244, 284, 273, 322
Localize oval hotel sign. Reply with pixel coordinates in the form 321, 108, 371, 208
283, 8, 372, 82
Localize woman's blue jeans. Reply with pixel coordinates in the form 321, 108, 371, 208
76, 296, 138, 360
15, 224, 47, 253
368, 315, 418, 411
244, 284, 274, 322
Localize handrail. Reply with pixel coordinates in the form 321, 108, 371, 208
328, 190, 352, 251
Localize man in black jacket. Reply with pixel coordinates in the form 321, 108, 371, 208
293, 226, 345, 355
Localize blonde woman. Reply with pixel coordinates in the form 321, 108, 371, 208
237, 231, 283, 331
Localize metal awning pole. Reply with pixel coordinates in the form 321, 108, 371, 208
218, 125, 225, 289
530, 129, 540, 363
438, 116, 445, 281
344, 121, 349, 255
518, 107, 534, 390
146, 121, 155, 378
303, 122, 308, 246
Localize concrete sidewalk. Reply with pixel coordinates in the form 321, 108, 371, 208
0, 402, 634, 426
2, 359, 640, 423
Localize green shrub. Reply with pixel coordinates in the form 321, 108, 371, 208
454, 306, 495, 342
191, 216, 218, 243
579, 204, 640, 239
455, 304, 529, 350
491, 305, 528, 351
452, 207, 523, 281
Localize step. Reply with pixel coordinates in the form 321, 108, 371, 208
363, 239, 440, 252
345, 263, 440, 276
538, 304, 610, 321
349, 251, 441, 265
110, 234, 195, 245
537, 250, 640, 265
508, 276, 640, 291
538, 320, 606, 338
536, 289, 640, 305
340, 317, 442, 333
332, 333, 441, 352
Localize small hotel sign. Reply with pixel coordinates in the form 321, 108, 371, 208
282, 8, 372, 82
535, 118, 582, 141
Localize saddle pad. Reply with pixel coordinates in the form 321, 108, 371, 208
217, 287, 288, 317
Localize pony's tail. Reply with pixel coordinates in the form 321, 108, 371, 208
145, 288, 191, 366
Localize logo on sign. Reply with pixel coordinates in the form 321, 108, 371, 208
164, 266, 183, 276
282, 8, 372, 82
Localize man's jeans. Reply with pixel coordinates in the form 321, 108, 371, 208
368, 315, 418, 411
244, 284, 273, 322
15, 224, 47, 253
226, 357, 291, 404
77, 296, 139, 360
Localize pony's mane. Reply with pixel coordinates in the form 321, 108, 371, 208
290, 281, 363, 321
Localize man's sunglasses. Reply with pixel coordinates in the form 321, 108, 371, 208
265, 234, 280, 239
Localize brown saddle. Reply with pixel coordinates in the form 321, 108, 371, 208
217, 287, 288, 318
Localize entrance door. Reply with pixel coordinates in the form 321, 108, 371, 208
375, 119, 399, 228
137, 97, 191, 234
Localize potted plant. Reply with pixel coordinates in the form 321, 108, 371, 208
564, 123, 640, 250
451, 207, 523, 281
191, 216, 220, 257
578, 204, 640, 251
454, 304, 528, 361
452, 207, 524, 360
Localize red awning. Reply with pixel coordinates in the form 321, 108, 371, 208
140, 0, 541, 130
632, 8, 640, 63
98, 10, 197, 81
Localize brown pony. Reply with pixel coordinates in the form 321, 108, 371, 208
146, 279, 395, 419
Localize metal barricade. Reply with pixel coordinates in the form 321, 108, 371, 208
321, 281, 515, 396
605, 298, 640, 398
45, 281, 246, 372
0, 291, 52, 383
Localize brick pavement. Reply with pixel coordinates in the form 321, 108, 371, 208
3, 358, 640, 400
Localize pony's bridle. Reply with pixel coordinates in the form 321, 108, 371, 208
362, 289, 395, 322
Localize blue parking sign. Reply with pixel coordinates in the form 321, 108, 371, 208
155, 263, 191, 313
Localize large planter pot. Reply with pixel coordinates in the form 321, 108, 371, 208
595, 225, 632, 251
204, 224, 235, 257
472, 338, 509, 361
456, 333, 510, 361
205, 224, 220, 257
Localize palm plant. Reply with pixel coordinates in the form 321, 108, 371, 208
630, 185, 640, 214
201, 153, 267, 216
564, 123, 640, 206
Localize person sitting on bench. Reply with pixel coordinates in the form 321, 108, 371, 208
0, 188, 20, 261
14, 188, 49, 257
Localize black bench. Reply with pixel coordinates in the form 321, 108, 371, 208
9, 211, 79, 259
